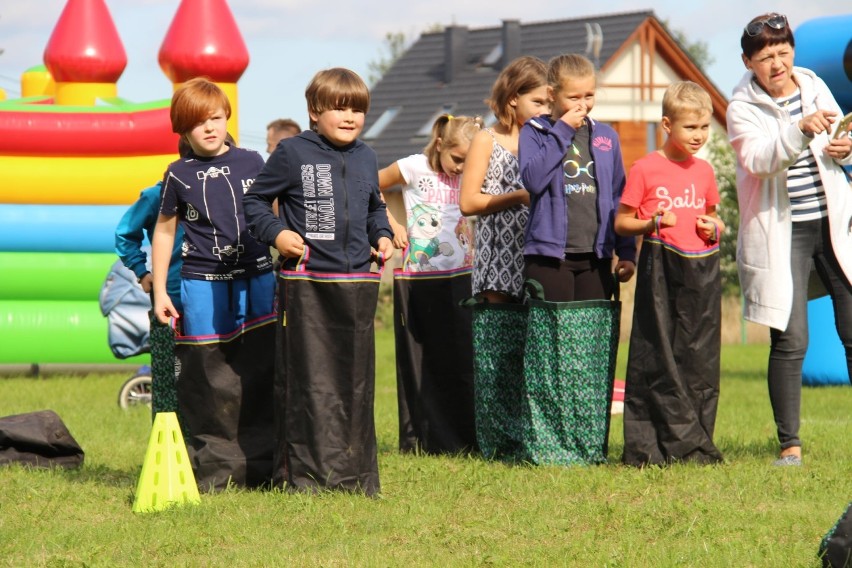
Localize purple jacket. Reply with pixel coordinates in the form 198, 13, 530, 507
519, 116, 636, 263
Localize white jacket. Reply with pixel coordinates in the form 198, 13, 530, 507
726, 67, 852, 330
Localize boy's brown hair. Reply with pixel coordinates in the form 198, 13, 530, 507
662, 81, 712, 121
305, 68, 370, 130
487, 56, 547, 129
169, 77, 232, 137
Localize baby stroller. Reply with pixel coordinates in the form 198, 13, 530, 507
99, 257, 154, 409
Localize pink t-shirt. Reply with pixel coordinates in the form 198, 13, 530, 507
621, 152, 720, 252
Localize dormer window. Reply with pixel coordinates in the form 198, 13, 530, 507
363, 106, 401, 140
415, 105, 456, 137
481, 43, 502, 67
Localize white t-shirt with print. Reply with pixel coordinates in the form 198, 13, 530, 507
397, 154, 473, 272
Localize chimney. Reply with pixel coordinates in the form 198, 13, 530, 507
500, 19, 521, 69
444, 25, 468, 83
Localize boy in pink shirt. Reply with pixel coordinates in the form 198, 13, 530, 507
615, 81, 726, 466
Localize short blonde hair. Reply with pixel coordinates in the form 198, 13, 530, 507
487, 56, 547, 129
423, 114, 483, 173
547, 53, 596, 90
170, 77, 231, 136
662, 81, 712, 121
305, 68, 370, 129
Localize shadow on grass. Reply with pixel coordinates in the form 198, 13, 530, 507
65, 462, 142, 488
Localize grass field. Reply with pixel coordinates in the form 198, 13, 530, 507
0, 329, 850, 567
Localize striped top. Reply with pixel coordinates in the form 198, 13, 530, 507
775, 91, 827, 222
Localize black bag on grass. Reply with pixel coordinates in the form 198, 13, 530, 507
0, 410, 84, 469
394, 267, 477, 455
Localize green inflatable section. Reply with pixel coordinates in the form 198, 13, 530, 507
0, 252, 116, 301
0, 299, 150, 364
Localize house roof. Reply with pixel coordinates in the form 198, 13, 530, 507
364, 10, 728, 168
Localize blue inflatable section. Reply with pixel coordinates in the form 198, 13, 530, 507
0, 204, 128, 253
802, 296, 849, 386
795, 15, 852, 113
795, 16, 851, 386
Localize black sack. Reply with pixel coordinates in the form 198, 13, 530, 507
174, 316, 276, 492
393, 267, 478, 455
0, 410, 84, 469
820, 502, 852, 568
274, 267, 382, 496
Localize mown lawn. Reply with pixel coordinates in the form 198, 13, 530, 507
0, 330, 849, 567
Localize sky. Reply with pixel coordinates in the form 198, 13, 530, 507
0, 0, 849, 155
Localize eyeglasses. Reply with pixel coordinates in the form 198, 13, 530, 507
744, 14, 787, 37
563, 160, 595, 180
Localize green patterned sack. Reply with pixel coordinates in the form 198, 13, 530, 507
523, 280, 620, 465
470, 301, 531, 462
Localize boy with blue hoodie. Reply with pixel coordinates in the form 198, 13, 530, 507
244, 68, 393, 495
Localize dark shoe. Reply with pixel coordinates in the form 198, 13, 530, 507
772, 455, 802, 467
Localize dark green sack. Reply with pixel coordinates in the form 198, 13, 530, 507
469, 279, 620, 465
523, 280, 620, 465
470, 301, 531, 462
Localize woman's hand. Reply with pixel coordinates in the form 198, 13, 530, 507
824, 135, 852, 161
798, 110, 837, 137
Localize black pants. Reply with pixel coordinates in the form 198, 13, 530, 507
768, 218, 852, 450
524, 253, 613, 302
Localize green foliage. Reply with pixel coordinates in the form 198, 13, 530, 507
366, 24, 444, 86
367, 31, 410, 86
706, 133, 741, 296
1, 337, 850, 566
664, 20, 715, 71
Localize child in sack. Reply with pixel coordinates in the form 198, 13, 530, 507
615, 81, 726, 467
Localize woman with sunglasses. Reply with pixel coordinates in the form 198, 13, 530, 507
727, 13, 852, 467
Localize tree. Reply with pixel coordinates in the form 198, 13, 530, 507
366, 24, 443, 86
664, 20, 714, 71
705, 133, 740, 295
367, 32, 409, 86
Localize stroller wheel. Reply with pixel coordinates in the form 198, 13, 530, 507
118, 373, 152, 409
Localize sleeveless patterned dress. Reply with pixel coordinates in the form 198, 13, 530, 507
472, 129, 528, 300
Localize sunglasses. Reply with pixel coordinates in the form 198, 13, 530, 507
744, 14, 787, 37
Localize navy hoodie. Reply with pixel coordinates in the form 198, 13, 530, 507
244, 130, 392, 273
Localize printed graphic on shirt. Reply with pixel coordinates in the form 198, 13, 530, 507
301, 163, 336, 241
653, 184, 707, 211
398, 154, 472, 272
564, 158, 597, 196
187, 166, 251, 265
405, 203, 455, 271
455, 217, 474, 267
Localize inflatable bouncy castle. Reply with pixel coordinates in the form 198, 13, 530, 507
0, 0, 249, 367
795, 14, 852, 387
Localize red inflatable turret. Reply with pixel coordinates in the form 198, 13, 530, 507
158, 0, 249, 84
43, 0, 127, 105
158, 0, 249, 142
